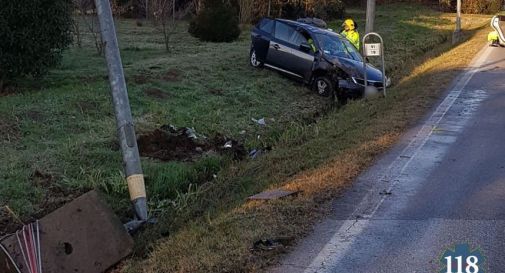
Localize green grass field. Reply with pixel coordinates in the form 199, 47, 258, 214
0, 3, 491, 272
0, 16, 329, 219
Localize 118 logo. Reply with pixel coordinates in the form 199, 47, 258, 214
440, 244, 486, 273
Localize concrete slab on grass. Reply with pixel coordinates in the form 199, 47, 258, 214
0, 190, 133, 273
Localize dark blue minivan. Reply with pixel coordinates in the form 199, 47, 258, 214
250, 18, 390, 100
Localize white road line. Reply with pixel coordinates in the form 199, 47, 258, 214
303, 46, 493, 273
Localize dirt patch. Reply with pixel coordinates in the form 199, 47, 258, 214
30, 170, 82, 220
74, 99, 101, 113
144, 88, 171, 100
35, 192, 79, 220
0, 117, 20, 142
129, 69, 182, 85
0, 85, 18, 96
78, 75, 106, 84
210, 136, 247, 160
31, 170, 54, 186
208, 88, 224, 96
0, 208, 23, 236
132, 74, 150, 84
161, 69, 182, 82
0, 170, 83, 236
137, 126, 246, 162
26, 110, 45, 122
138, 128, 201, 161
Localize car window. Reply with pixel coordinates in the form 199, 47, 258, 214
289, 30, 308, 46
274, 22, 295, 43
258, 18, 274, 34
316, 33, 362, 61
341, 39, 363, 61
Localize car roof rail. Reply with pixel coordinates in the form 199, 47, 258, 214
297, 17, 328, 29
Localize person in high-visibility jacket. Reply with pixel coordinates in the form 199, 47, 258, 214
341, 19, 360, 49
488, 31, 499, 47
307, 38, 317, 52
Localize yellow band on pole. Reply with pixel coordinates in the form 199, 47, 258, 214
127, 174, 146, 200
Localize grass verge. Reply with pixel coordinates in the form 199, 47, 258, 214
126, 8, 491, 273
0, 3, 491, 272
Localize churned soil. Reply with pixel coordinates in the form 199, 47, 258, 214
137, 126, 246, 162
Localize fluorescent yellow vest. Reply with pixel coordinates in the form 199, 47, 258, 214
341, 29, 360, 49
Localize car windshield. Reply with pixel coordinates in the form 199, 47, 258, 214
315, 33, 362, 62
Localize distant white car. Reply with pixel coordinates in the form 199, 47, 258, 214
491, 15, 505, 46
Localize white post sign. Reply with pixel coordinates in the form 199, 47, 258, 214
364, 43, 381, 57
362, 33, 386, 97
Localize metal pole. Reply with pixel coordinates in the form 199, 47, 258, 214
268, 0, 271, 17
456, 0, 462, 32
363, 38, 368, 94
380, 35, 386, 97
146, 0, 149, 20
173, 0, 176, 24
362, 32, 386, 97
365, 0, 376, 34
452, 0, 462, 44
94, 0, 148, 223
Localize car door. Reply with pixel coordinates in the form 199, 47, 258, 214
287, 30, 316, 81
267, 22, 314, 79
266, 21, 297, 73
252, 18, 275, 63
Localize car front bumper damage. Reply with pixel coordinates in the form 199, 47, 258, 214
338, 76, 391, 95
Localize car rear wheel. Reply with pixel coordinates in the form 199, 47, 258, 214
250, 49, 263, 68
313, 76, 334, 97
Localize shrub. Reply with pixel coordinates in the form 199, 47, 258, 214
438, 0, 454, 12
439, 0, 502, 14
462, 0, 502, 14
0, 0, 73, 91
314, 0, 346, 21
188, 0, 241, 42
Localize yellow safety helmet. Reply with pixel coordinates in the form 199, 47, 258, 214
342, 19, 356, 31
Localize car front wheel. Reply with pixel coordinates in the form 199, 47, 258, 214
313, 76, 334, 97
250, 49, 263, 68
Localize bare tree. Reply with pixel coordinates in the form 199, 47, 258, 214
71, 16, 82, 47
72, 0, 90, 48
190, 0, 202, 15
151, 0, 190, 52
238, 0, 255, 24
151, 0, 175, 52
73, 0, 105, 55
137, 0, 150, 19
86, 14, 106, 55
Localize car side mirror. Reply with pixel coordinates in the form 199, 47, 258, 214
300, 42, 312, 52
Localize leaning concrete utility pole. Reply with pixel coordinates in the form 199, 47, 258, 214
94, 0, 148, 227
365, 0, 376, 34
453, 0, 462, 44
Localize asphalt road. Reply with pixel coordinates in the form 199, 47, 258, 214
270, 45, 505, 273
